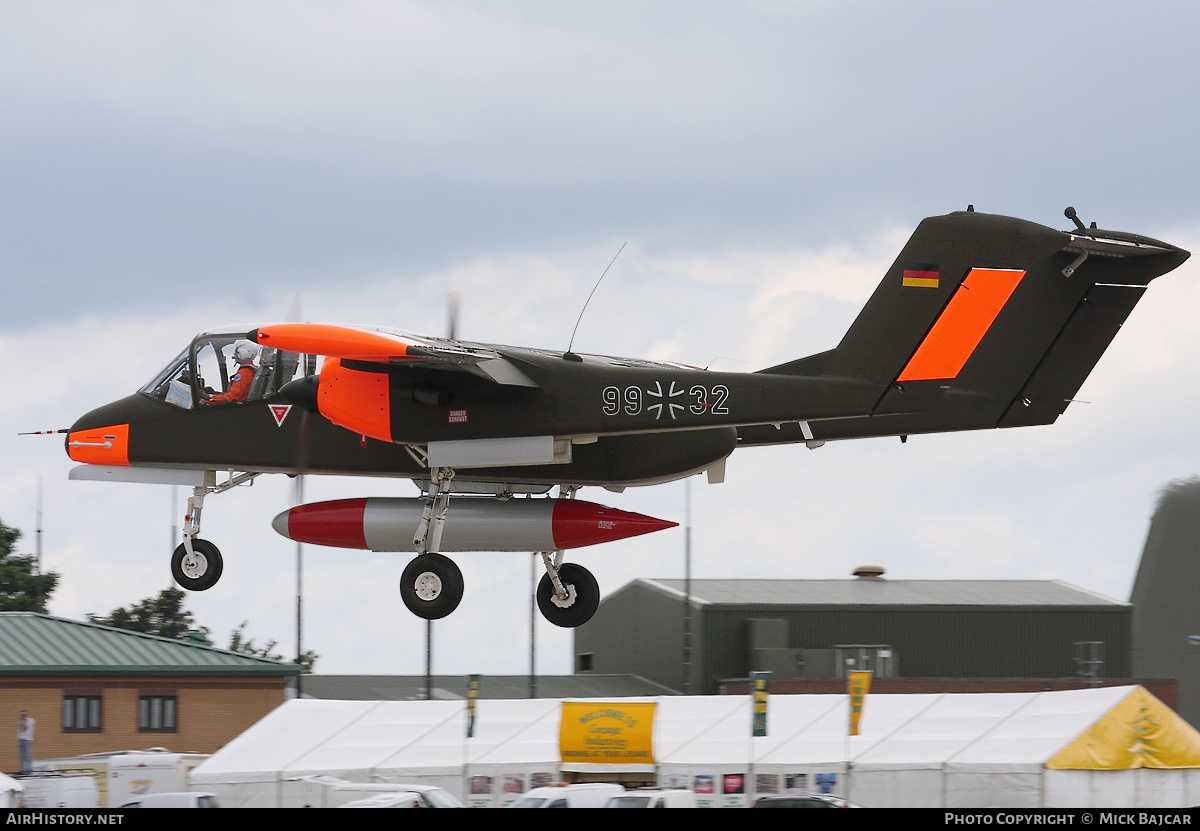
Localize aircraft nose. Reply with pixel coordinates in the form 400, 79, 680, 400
66, 423, 130, 466
66, 393, 163, 466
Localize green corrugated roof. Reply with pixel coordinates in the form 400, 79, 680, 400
0, 613, 300, 677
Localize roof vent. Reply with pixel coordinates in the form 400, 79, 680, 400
853, 565, 885, 580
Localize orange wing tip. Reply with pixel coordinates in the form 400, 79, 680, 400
66, 423, 130, 466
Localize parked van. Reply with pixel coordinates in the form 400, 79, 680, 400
605, 789, 698, 808
507, 783, 624, 808
35, 749, 209, 807
119, 792, 219, 808
18, 774, 99, 809
107, 751, 209, 807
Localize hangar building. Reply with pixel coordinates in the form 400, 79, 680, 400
1131, 478, 1200, 729
573, 574, 1135, 696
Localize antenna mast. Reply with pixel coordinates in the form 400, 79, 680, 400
564, 243, 625, 360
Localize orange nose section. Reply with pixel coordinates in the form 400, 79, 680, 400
66, 423, 130, 465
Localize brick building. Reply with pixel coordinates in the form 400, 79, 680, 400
0, 613, 298, 773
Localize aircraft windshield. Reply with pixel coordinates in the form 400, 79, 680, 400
140, 330, 316, 409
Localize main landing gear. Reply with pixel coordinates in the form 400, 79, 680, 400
399, 553, 464, 620
399, 469, 601, 627
402, 467, 467, 619
169, 471, 259, 592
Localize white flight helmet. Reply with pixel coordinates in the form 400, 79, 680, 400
233, 340, 259, 363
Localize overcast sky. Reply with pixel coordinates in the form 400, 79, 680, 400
3, 1, 1200, 683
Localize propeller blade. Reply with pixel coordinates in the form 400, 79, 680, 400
446, 291, 461, 341
291, 408, 314, 503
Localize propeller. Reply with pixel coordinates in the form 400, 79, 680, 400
283, 295, 312, 690
446, 291, 461, 341
279, 295, 317, 494
444, 290, 456, 338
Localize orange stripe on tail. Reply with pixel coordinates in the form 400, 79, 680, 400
898, 268, 1026, 381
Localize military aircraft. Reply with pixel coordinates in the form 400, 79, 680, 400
60, 208, 1189, 628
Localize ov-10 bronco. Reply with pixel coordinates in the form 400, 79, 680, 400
59, 207, 1188, 627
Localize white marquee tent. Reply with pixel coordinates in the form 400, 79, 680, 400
0, 771, 24, 808
190, 685, 1200, 808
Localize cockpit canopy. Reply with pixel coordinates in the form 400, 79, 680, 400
140, 327, 318, 409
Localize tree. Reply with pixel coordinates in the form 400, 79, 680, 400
87, 588, 207, 641
90, 590, 317, 673
229, 620, 318, 674
0, 517, 59, 613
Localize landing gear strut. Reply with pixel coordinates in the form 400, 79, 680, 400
394, 470, 600, 626
401, 467, 465, 620
170, 471, 259, 591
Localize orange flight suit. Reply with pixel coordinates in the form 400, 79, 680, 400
206, 361, 256, 404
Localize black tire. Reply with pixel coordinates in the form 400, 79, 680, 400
536, 563, 600, 628
171, 539, 224, 591
400, 553, 464, 620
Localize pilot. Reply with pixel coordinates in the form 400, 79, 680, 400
204, 341, 259, 404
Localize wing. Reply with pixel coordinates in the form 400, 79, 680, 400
251, 323, 538, 387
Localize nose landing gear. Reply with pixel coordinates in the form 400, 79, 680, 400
169, 470, 259, 591
171, 538, 223, 591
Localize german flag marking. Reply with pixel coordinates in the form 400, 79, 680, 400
897, 267, 1026, 381
902, 263, 940, 288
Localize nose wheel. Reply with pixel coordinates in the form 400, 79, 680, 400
400, 553, 464, 620
166, 470, 258, 593
536, 562, 600, 628
171, 538, 224, 591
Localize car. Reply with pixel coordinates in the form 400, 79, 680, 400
749, 794, 863, 808
338, 792, 426, 808
507, 783, 625, 808
119, 792, 219, 808
604, 789, 697, 808
332, 784, 465, 808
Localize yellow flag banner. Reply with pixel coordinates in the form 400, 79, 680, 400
560, 701, 656, 764
848, 671, 872, 736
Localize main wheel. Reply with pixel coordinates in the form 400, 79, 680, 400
400, 553, 464, 620
171, 539, 224, 591
537, 563, 600, 628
